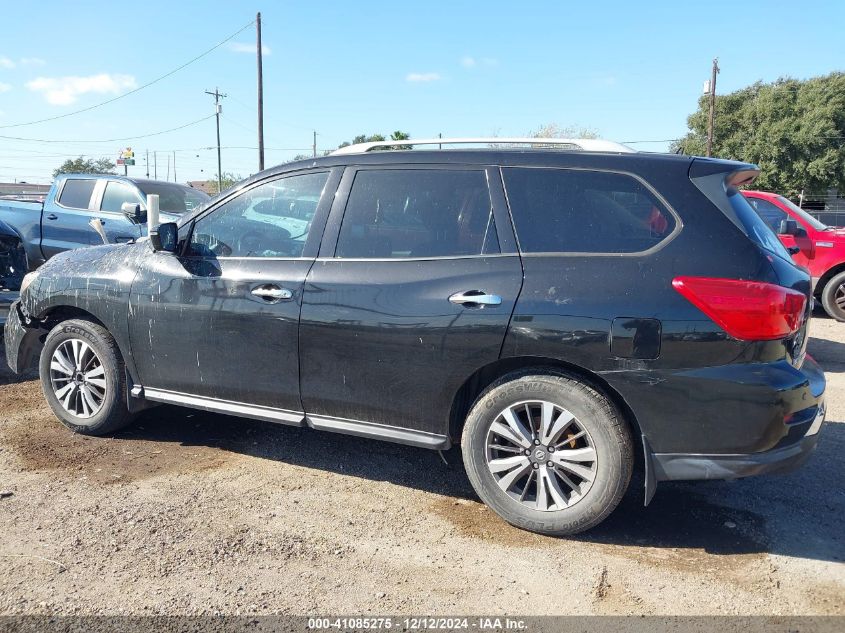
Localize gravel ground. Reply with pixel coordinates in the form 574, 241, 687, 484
0, 313, 843, 616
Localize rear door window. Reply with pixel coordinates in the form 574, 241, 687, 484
335, 169, 499, 258
57, 179, 97, 210
502, 168, 675, 254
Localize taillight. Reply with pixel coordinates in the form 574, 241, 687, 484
672, 276, 806, 341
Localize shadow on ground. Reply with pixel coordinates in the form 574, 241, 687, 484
119, 403, 845, 564
2, 335, 842, 564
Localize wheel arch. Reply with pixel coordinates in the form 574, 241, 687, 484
447, 355, 643, 446
815, 262, 845, 296
24, 305, 137, 386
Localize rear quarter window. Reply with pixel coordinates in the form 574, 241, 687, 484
727, 190, 792, 260
502, 168, 676, 254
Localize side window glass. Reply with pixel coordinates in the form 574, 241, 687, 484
57, 179, 97, 210
502, 168, 675, 254
188, 172, 329, 258
101, 181, 143, 213
335, 169, 499, 259
746, 198, 788, 233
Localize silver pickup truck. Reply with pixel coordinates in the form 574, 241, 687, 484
0, 174, 210, 270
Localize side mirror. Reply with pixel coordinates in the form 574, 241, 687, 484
121, 202, 147, 225
150, 222, 178, 253
787, 245, 800, 255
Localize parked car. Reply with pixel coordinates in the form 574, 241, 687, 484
0, 174, 210, 270
0, 218, 26, 324
743, 190, 845, 322
4, 138, 826, 536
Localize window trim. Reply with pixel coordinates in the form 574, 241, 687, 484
55, 176, 100, 211
500, 165, 683, 258
320, 164, 517, 261
178, 167, 340, 261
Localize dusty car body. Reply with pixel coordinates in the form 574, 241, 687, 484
4, 139, 827, 535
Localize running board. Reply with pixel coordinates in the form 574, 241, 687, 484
141, 388, 305, 426
134, 387, 451, 450
307, 414, 451, 450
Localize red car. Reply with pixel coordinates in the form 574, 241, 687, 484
743, 190, 845, 321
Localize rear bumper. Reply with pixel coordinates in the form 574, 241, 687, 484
0, 289, 19, 325
646, 355, 826, 483
652, 400, 825, 481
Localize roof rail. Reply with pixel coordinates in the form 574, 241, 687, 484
331, 137, 635, 155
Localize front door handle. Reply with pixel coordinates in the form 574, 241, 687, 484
46, 213, 58, 220
251, 284, 293, 301
448, 290, 502, 306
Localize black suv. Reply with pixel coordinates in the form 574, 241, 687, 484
4, 139, 826, 535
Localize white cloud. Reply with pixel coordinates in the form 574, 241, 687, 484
26, 73, 137, 105
461, 56, 497, 69
20, 57, 46, 66
0, 82, 11, 93
0, 56, 14, 69
406, 72, 441, 83
228, 42, 271, 55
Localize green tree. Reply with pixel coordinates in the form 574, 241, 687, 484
337, 133, 395, 149
53, 157, 116, 177
209, 172, 242, 195
529, 123, 599, 140
673, 72, 845, 197
390, 130, 411, 150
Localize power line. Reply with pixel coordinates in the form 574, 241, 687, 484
0, 114, 216, 144
0, 19, 255, 130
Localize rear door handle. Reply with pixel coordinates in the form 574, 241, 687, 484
448, 290, 502, 306
46, 213, 58, 220
251, 284, 293, 301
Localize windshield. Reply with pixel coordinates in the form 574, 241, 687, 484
776, 196, 829, 231
138, 182, 210, 215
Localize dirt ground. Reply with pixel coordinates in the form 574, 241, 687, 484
0, 313, 843, 616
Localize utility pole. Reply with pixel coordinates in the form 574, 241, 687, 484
313, 131, 317, 157
173, 151, 177, 183
706, 58, 719, 158
154, 151, 158, 179
166, 153, 170, 181
145, 149, 150, 178
205, 87, 227, 192
256, 12, 265, 171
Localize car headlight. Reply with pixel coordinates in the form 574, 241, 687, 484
20, 270, 39, 294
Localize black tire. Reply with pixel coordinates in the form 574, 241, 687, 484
820, 271, 845, 322
39, 319, 134, 436
462, 370, 633, 536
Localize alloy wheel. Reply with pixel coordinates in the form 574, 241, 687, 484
485, 400, 597, 511
49, 339, 106, 420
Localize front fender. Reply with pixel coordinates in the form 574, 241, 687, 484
20, 241, 151, 380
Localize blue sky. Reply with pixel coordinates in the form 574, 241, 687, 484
0, 0, 842, 184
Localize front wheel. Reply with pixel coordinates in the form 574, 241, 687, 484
462, 371, 633, 536
820, 271, 845, 322
39, 319, 135, 435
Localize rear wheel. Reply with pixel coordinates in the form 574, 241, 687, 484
462, 371, 633, 535
39, 319, 134, 435
820, 271, 845, 322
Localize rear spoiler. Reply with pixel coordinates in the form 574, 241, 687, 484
689, 158, 761, 232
